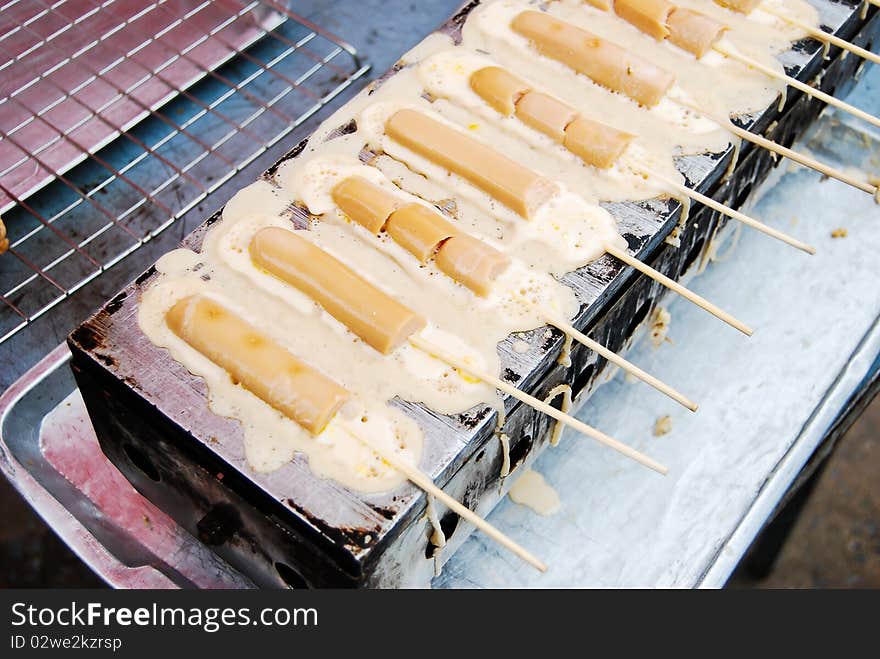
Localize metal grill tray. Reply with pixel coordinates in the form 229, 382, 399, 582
0, 345, 253, 588
16, 0, 880, 587
0, 0, 369, 346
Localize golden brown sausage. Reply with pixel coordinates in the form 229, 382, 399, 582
0, 217, 7, 255
435, 233, 511, 297
385, 202, 459, 263
332, 176, 399, 233
467, 66, 634, 169
329, 178, 508, 294
514, 91, 579, 143
469, 66, 530, 116
511, 10, 675, 107
714, 0, 761, 13
332, 177, 453, 261
584, 0, 612, 9
614, 0, 674, 41
249, 227, 426, 354
563, 117, 635, 169
385, 109, 557, 219
166, 295, 349, 434
667, 8, 728, 57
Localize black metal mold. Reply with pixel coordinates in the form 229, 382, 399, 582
68, 1, 879, 587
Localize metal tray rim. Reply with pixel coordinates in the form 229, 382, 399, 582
0, 344, 180, 588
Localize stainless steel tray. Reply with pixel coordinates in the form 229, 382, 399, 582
0, 344, 251, 588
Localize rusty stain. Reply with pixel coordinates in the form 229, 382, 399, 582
134, 265, 157, 286
104, 291, 127, 315
69, 323, 106, 352
541, 329, 561, 352
369, 504, 397, 521
457, 405, 489, 430
283, 498, 381, 550
92, 352, 116, 367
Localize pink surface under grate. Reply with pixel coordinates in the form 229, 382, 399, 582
0, 0, 284, 212
0, 0, 369, 345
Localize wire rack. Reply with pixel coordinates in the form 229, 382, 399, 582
0, 0, 370, 345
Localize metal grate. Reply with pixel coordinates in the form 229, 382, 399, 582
0, 0, 370, 344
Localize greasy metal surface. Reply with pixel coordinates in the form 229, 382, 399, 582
64, 0, 878, 587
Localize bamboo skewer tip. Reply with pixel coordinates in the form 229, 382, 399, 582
409, 334, 669, 475
543, 311, 699, 412
643, 166, 816, 255
759, 4, 880, 67
712, 42, 880, 132
341, 421, 548, 572
672, 96, 879, 198
603, 243, 754, 336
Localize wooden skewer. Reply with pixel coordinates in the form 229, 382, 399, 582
675, 97, 880, 198
335, 179, 697, 410
341, 422, 547, 572
713, 42, 880, 131
603, 243, 753, 336
542, 312, 699, 411
644, 167, 816, 254
408, 334, 669, 474
759, 5, 880, 66
729, 122, 879, 199
253, 224, 668, 471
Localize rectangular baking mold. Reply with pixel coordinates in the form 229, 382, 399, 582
67, 0, 879, 587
